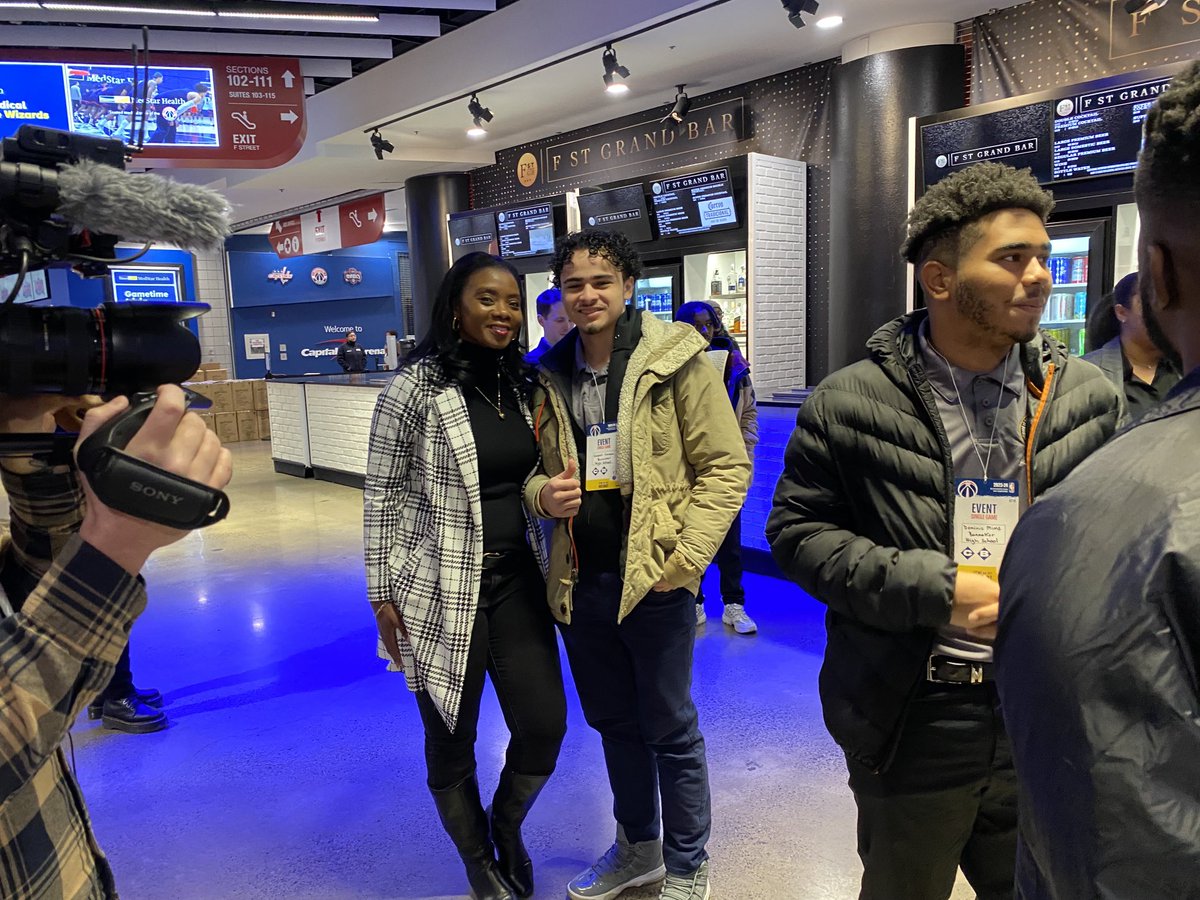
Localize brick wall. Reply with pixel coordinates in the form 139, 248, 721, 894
266, 381, 311, 467
742, 403, 798, 555
193, 248, 233, 372
305, 383, 383, 476
747, 154, 807, 397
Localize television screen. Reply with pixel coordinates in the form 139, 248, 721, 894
649, 167, 739, 239
578, 184, 652, 243
108, 264, 186, 303
920, 102, 1054, 190
0, 269, 50, 303
448, 210, 498, 261
497, 201, 556, 259
1051, 74, 1174, 182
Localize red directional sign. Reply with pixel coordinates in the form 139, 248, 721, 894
272, 194, 387, 259
1, 49, 306, 169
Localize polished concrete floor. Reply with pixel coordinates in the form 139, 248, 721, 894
68, 440, 974, 899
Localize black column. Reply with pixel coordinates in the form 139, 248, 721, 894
826, 43, 963, 374
404, 173, 470, 342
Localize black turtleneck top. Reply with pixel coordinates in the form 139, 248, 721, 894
459, 341, 536, 553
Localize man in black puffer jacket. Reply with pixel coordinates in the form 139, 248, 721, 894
768, 162, 1122, 900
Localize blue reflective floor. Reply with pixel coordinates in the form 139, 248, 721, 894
69, 441, 972, 899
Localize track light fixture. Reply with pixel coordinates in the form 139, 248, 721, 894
663, 85, 691, 124
782, 0, 820, 28
1124, 0, 1168, 13
466, 93, 493, 137
370, 129, 393, 160
602, 43, 630, 94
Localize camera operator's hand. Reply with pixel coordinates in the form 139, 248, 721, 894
77, 385, 233, 576
0, 394, 102, 435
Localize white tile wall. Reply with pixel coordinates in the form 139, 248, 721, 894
192, 248, 234, 372
748, 153, 807, 397
305, 384, 383, 476
266, 381, 311, 467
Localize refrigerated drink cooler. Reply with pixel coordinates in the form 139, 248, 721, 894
1044, 219, 1106, 357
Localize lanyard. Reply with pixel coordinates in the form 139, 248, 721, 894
931, 345, 1012, 481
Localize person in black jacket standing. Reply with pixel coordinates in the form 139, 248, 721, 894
767, 162, 1122, 900
996, 63, 1200, 900
336, 330, 367, 372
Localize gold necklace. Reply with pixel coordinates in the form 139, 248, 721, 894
473, 380, 505, 419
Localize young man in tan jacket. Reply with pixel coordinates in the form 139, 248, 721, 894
526, 231, 751, 900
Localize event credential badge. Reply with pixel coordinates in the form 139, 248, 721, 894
954, 478, 1020, 582
585, 423, 619, 492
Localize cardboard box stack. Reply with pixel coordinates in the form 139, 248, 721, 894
182, 370, 269, 443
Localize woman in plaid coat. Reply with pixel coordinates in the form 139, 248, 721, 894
364, 253, 566, 900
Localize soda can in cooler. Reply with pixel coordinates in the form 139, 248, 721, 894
1074, 291, 1088, 319
1070, 256, 1085, 284
1049, 256, 1067, 284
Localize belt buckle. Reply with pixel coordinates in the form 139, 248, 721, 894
926, 656, 986, 685
969, 663, 984, 685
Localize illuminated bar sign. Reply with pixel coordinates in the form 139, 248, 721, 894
0, 50, 306, 169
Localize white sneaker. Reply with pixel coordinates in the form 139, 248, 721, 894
695, 603, 707, 626
721, 603, 757, 634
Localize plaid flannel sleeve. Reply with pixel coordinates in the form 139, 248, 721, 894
0, 465, 147, 799
363, 370, 419, 609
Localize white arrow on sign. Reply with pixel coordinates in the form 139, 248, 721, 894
281, 70, 295, 89
367, 208, 379, 222
271, 221, 280, 233
280, 110, 298, 124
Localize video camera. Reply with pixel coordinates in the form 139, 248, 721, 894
0, 124, 231, 529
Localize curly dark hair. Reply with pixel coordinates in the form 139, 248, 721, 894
901, 162, 1055, 265
1136, 61, 1200, 216
406, 252, 532, 393
550, 230, 643, 285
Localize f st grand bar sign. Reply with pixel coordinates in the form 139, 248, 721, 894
1110, 0, 1200, 59
513, 97, 745, 190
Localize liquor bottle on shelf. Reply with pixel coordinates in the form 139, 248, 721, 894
733, 314, 743, 333
726, 266, 737, 294
711, 269, 722, 296
737, 264, 746, 292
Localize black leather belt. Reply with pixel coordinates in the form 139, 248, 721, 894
482, 551, 520, 570
927, 655, 994, 685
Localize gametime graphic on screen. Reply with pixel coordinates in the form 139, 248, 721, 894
0, 61, 219, 147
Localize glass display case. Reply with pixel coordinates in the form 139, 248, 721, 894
682, 248, 748, 357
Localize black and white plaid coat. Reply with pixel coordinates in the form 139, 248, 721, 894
364, 359, 549, 732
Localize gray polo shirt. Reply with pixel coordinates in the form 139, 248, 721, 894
571, 338, 609, 429
918, 319, 1028, 661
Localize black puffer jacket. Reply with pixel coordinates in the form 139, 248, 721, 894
766, 310, 1122, 771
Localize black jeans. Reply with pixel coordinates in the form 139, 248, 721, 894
697, 511, 745, 606
560, 573, 710, 876
100, 644, 135, 701
846, 681, 1018, 900
414, 552, 566, 790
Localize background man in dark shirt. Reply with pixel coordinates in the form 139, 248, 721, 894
336, 330, 367, 373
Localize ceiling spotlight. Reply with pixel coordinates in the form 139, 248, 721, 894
467, 93, 493, 137
602, 43, 630, 94
662, 85, 691, 124
816, 15, 843, 28
1124, 0, 1168, 12
370, 129, 393, 160
782, 0, 820, 28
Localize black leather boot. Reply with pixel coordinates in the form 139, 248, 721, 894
430, 774, 515, 900
490, 769, 551, 898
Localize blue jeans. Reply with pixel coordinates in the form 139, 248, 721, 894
559, 572, 711, 875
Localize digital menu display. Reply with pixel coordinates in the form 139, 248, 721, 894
1051, 75, 1174, 182
497, 201, 556, 259
108, 265, 186, 303
578, 185, 652, 243
448, 210, 498, 261
921, 102, 1054, 189
650, 168, 739, 239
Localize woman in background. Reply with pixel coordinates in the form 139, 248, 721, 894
675, 300, 759, 635
364, 253, 566, 900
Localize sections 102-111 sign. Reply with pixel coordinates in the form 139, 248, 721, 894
0, 49, 305, 169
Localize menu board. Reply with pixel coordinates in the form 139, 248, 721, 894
1051, 75, 1174, 182
650, 168, 739, 238
448, 210, 498, 261
497, 201, 556, 259
578, 185, 652, 243
108, 264, 186, 303
921, 102, 1054, 189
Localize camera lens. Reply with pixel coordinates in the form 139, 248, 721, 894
0, 302, 203, 394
